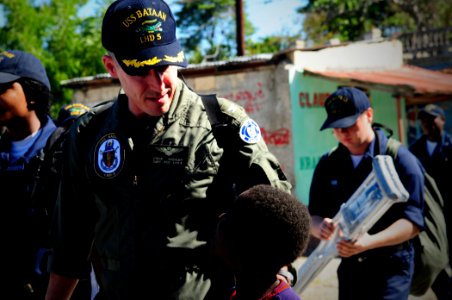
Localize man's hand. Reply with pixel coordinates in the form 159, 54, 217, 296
336, 233, 371, 257
318, 218, 336, 240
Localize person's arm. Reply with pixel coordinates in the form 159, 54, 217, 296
336, 218, 420, 257
45, 272, 79, 300
215, 97, 292, 194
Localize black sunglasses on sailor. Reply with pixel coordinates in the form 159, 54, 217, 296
126, 65, 169, 77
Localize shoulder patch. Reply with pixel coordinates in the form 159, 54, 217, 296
94, 133, 124, 179
239, 118, 262, 144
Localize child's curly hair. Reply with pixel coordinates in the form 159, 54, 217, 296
221, 184, 311, 275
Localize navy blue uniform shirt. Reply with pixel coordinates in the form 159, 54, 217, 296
309, 129, 424, 253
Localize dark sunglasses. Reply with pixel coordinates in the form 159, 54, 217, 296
124, 65, 169, 77
0, 82, 14, 95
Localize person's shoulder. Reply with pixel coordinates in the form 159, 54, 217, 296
216, 97, 248, 122
193, 94, 251, 128
408, 135, 426, 152
77, 100, 114, 126
63, 99, 115, 142
443, 132, 452, 145
391, 139, 424, 175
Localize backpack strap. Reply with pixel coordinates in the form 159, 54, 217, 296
385, 137, 401, 160
200, 94, 223, 126
199, 94, 232, 149
29, 126, 66, 204
372, 122, 394, 138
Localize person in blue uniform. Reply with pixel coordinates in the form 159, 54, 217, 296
0, 50, 56, 299
309, 87, 424, 300
213, 184, 310, 300
409, 104, 452, 300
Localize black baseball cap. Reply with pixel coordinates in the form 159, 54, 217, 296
418, 104, 445, 120
102, 0, 187, 76
0, 50, 51, 90
320, 87, 371, 131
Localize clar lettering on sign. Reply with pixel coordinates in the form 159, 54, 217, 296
299, 92, 330, 107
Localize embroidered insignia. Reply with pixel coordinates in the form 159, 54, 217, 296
122, 57, 162, 68
0, 51, 15, 62
136, 19, 163, 34
239, 118, 261, 144
163, 51, 185, 63
155, 146, 184, 156
94, 134, 124, 179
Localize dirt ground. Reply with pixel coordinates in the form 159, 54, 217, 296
294, 257, 437, 300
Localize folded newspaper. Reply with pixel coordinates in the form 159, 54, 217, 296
293, 155, 409, 294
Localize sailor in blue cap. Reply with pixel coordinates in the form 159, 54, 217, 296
0, 49, 56, 298
409, 104, 452, 300
310, 86, 425, 300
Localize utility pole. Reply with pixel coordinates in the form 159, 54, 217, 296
235, 0, 245, 56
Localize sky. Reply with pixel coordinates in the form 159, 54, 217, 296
78, 0, 305, 41
0, 1, 304, 41
243, 0, 305, 40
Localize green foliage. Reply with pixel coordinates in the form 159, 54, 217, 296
299, 0, 452, 46
247, 36, 298, 55
0, 0, 109, 115
174, 0, 305, 62
173, 0, 241, 63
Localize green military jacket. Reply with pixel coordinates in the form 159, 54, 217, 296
49, 78, 291, 299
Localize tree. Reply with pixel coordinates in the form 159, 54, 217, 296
174, 0, 245, 63
173, 0, 305, 62
0, 0, 109, 114
299, 0, 452, 46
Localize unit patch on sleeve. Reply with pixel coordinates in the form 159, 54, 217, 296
94, 133, 124, 179
239, 118, 262, 144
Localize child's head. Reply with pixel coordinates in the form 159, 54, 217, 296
215, 184, 311, 277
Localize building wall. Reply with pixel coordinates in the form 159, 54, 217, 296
72, 84, 120, 107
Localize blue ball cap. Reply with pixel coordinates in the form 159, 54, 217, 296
320, 87, 371, 131
0, 50, 51, 90
418, 104, 445, 120
102, 0, 187, 76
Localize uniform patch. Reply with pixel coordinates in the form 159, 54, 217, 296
95, 133, 124, 179
239, 118, 262, 144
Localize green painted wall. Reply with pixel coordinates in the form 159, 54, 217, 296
289, 70, 407, 205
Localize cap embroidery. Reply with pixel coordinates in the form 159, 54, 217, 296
122, 57, 162, 68
122, 8, 167, 28
102, 0, 188, 72
122, 51, 185, 68
327, 95, 350, 114
138, 19, 163, 33
0, 51, 15, 59
163, 51, 185, 63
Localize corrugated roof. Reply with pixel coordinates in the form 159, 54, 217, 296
61, 54, 274, 87
304, 65, 452, 95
